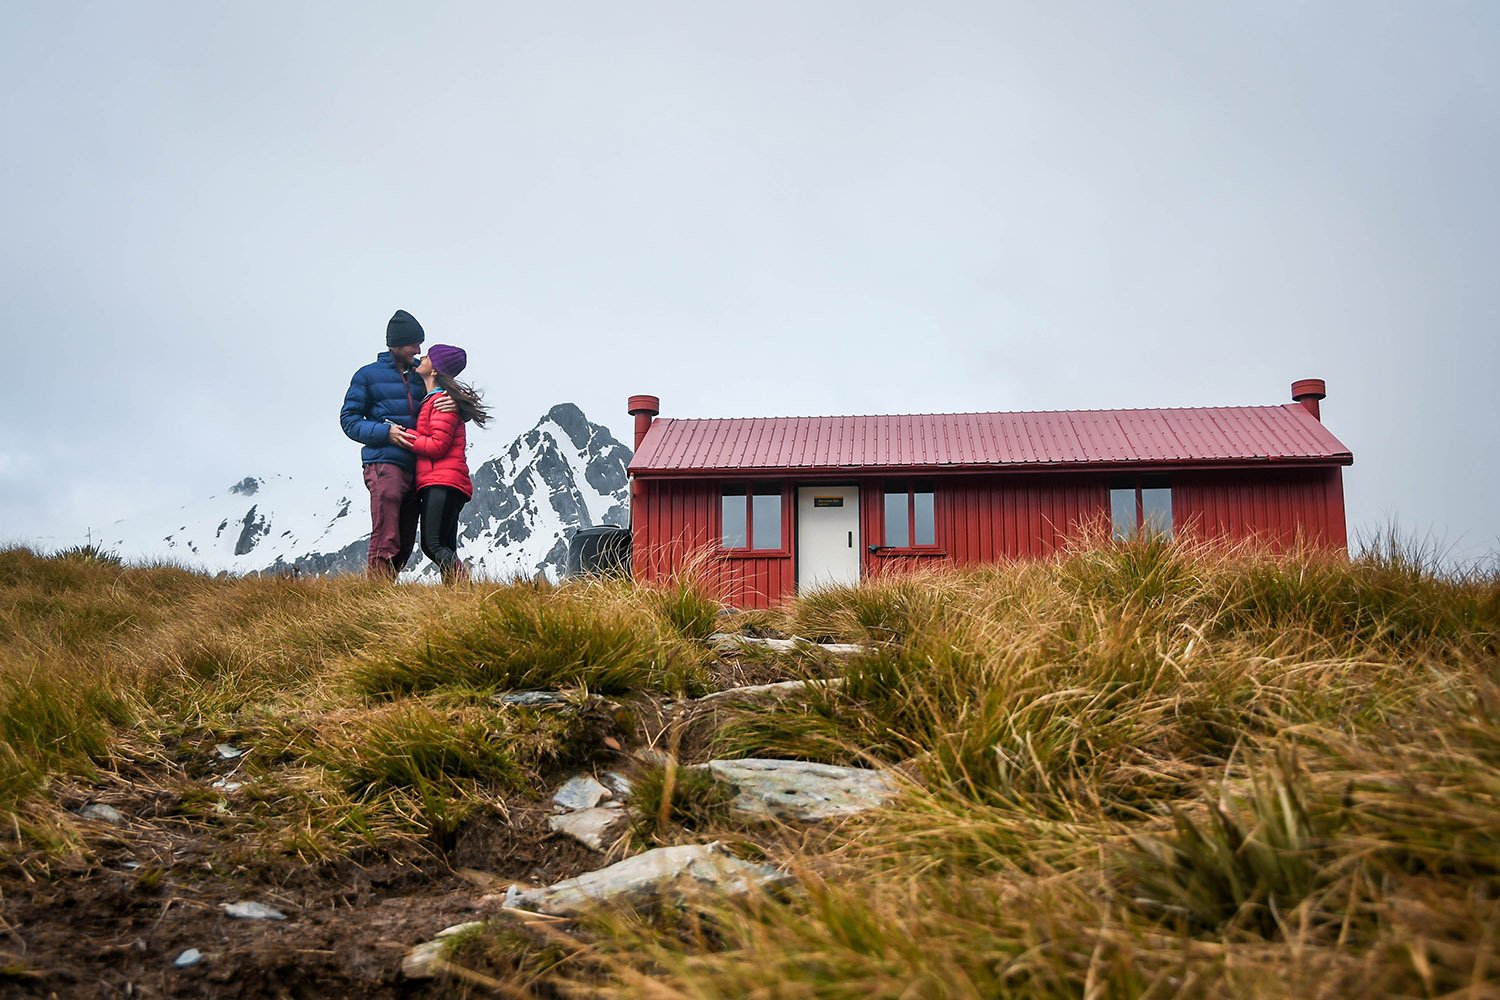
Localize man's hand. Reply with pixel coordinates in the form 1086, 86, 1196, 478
387, 424, 415, 449
433, 395, 457, 414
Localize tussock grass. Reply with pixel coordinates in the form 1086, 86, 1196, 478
316, 703, 529, 795
626, 756, 737, 844
715, 537, 1451, 815
0, 547, 706, 859
4, 537, 1500, 995
562, 537, 1500, 998
644, 574, 725, 642
350, 584, 711, 699
787, 575, 957, 644
282, 698, 615, 846
442, 916, 586, 994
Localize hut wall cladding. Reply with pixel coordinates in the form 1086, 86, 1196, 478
632, 467, 1347, 607
631, 478, 795, 607
1172, 466, 1347, 549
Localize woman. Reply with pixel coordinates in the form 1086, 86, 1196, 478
407, 343, 490, 582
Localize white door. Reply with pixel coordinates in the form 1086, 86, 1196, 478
797, 486, 861, 593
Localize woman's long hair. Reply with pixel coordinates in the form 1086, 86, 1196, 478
434, 372, 491, 427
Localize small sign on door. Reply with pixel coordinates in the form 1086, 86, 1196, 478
813, 496, 844, 507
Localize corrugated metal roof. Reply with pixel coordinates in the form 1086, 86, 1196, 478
629, 404, 1353, 474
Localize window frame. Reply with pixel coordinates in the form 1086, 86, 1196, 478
717, 482, 791, 557
876, 480, 943, 553
1109, 477, 1174, 541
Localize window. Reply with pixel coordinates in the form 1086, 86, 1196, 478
1110, 480, 1173, 540
882, 482, 937, 548
721, 484, 783, 550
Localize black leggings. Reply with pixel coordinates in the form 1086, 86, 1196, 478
419, 486, 468, 581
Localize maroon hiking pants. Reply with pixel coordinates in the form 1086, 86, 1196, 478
363, 462, 419, 580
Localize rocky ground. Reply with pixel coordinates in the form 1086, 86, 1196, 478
1, 637, 877, 998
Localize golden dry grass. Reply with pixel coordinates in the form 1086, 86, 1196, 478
4, 536, 1499, 997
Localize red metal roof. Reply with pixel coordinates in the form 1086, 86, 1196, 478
629, 404, 1353, 475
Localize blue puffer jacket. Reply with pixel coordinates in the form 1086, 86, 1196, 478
340, 351, 424, 469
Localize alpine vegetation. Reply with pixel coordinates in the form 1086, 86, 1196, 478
0, 534, 1497, 996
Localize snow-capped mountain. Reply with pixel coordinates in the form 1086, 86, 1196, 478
98, 403, 631, 581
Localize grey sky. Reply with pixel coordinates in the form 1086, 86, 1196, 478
4, 2, 1497, 562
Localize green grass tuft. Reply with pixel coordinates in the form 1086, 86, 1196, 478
350, 586, 709, 699
627, 757, 737, 843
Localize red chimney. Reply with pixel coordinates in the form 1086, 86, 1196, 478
628, 394, 660, 451
1291, 378, 1326, 421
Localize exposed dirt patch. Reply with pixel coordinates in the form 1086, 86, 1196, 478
2, 849, 478, 997
450, 801, 610, 884
1, 779, 616, 998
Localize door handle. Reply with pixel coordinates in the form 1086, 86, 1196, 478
847, 531, 853, 548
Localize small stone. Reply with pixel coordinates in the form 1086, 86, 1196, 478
547, 807, 628, 851
503, 842, 791, 916
214, 744, 245, 760
210, 778, 243, 792
222, 901, 286, 920
78, 803, 125, 824
600, 771, 633, 797
173, 948, 203, 968
553, 775, 610, 811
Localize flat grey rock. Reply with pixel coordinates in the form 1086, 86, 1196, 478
600, 771, 633, 797
214, 744, 246, 760
495, 690, 570, 707
553, 775, 611, 811
402, 920, 484, 980
173, 948, 203, 968
703, 758, 901, 820
222, 901, 286, 920
78, 803, 125, 824
548, 806, 628, 851
503, 843, 790, 916
693, 678, 845, 706
708, 634, 868, 655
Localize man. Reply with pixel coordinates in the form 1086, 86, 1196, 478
339, 309, 455, 580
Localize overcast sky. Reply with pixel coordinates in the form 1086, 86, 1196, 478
4, 2, 1497, 564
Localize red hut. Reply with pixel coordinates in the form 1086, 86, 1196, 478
626, 380, 1352, 608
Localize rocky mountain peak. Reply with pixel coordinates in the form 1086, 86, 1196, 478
546, 402, 592, 449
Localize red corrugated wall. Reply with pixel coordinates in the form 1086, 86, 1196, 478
1172, 467, 1346, 549
863, 474, 1107, 572
632, 467, 1347, 608
632, 479, 796, 606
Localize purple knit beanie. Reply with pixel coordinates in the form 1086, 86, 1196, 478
427, 344, 467, 378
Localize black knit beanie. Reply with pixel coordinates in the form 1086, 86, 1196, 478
386, 309, 425, 347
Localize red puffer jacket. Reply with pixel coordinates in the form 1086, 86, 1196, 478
409, 391, 473, 498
